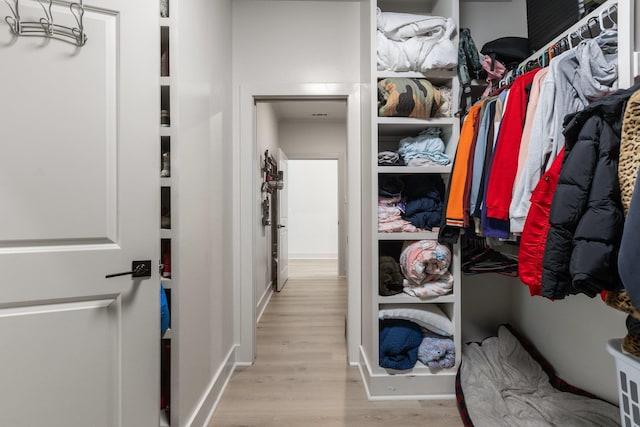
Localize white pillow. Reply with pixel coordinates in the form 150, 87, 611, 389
379, 305, 453, 336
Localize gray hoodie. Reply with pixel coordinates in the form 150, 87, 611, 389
509, 31, 618, 233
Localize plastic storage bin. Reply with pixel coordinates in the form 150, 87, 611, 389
607, 339, 640, 427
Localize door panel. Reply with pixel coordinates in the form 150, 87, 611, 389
0, 1, 158, 426
277, 149, 289, 291
0, 298, 118, 427
1, 5, 117, 243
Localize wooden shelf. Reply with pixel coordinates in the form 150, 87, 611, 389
377, 117, 457, 127
377, 165, 452, 174
377, 69, 456, 80
378, 293, 455, 304
377, 231, 439, 240
377, 360, 458, 377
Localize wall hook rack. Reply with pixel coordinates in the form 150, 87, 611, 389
4, 0, 87, 46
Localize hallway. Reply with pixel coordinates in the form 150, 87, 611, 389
209, 259, 462, 426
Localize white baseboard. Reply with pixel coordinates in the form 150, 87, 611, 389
256, 282, 273, 323
289, 253, 338, 259
186, 345, 237, 427
358, 346, 455, 401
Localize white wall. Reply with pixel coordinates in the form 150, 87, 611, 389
233, 0, 359, 282
173, 0, 234, 425
255, 102, 280, 307
460, 0, 528, 51
232, 0, 361, 363
510, 287, 627, 403
288, 160, 339, 259
279, 119, 348, 275
232, 0, 361, 84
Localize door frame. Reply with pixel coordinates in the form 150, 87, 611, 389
234, 83, 361, 365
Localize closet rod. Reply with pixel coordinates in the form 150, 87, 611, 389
517, 0, 618, 69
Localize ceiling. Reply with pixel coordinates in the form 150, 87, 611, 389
267, 99, 347, 122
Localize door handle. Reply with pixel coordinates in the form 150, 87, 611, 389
277, 224, 286, 229
106, 260, 152, 278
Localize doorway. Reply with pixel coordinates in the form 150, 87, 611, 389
288, 159, 339, 265
236, 84, 361, 365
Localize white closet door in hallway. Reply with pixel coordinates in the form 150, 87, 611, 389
0, 1, 159, 426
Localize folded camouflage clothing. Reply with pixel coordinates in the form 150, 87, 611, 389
378, 78, 452, 119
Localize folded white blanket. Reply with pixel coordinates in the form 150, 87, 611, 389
379, 305, 453, 336
376, 8, 452, 41
377, 29, 457, 72
376, 8, 457, 72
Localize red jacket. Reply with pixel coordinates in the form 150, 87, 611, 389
518, 147, 565, 296
485, 68, 542, 220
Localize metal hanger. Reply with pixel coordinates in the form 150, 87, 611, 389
3, 0, 87, 46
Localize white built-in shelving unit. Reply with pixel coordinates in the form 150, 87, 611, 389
360, 0, 462, 399
159, 0, 173, 425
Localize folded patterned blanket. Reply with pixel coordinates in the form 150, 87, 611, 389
400, 240, 452, 285
378, 197, 422, 233
379, 218, 420, 233
378, 78, 452, 119
400, 240, 453, 296
418, 330, 455, 369
403, 273, 453, 298
379, 319, 423, 370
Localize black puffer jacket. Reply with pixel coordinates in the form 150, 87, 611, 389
541, 82, 640, 299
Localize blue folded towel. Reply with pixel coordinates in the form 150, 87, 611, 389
379, 319, 423, 370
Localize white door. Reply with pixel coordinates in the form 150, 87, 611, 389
276, 149, 289, 291
0, 1, 158, 426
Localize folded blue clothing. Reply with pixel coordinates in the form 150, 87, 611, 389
402, 196, 443, 229
398, 128, 450, 166
403, 195, 442, 216
379, 319, 423, 370
403, 210, 442, 230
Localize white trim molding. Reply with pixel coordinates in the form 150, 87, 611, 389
234, 83, 362, 365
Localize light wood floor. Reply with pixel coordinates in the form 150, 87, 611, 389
209, 259, 463, 427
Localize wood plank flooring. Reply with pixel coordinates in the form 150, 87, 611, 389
209, 259, 463, 427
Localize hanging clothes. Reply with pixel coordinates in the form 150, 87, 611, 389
444, 101, 486, 228
618, 89, 640, 216
518, 147, 564, 296
484, 68, 542, 222
617, 88, 640, 311
509, 67, 549, 233
541, 82, 640, 300
509, 34, 618, 233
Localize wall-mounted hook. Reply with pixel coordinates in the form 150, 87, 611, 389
4, 0, 20, 33
3, 0, 87, 46
37, 0, 53, 35
70, 1, 86, 45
